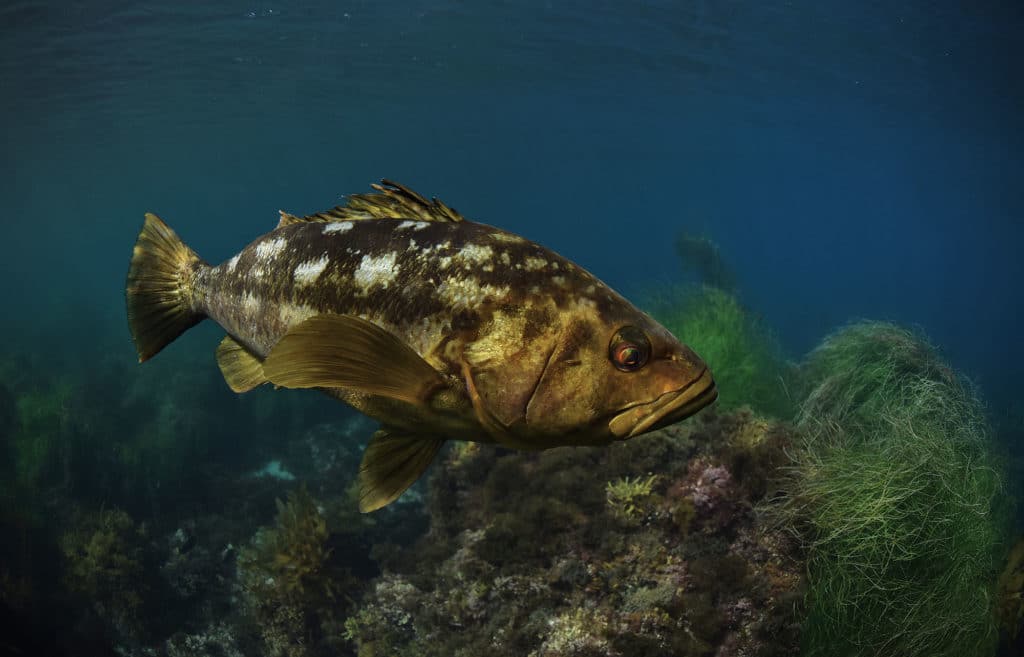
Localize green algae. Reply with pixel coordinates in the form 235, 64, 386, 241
651, 285, 794, 418
605, 474, 660, 524
783, 322, 1007, 657
238, 487, 361, 657
673, 232, 738, 294
60, 507, 149, 640
10, 380, 74, 489
997, 537, 1024, 641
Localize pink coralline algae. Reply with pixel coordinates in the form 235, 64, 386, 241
666, 458, 739, 534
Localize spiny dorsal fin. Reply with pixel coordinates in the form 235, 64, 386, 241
276, 179, 466, 228
359, 429, 445, 512
215, 335, 267, 393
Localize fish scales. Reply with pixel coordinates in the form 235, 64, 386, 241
126, 181, 718, 512
194, 219, 618, 375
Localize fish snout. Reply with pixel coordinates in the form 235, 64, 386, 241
608, 368, 718, 439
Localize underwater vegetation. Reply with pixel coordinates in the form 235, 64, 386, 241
997, 537, 1024, 649
238, 486, 360, 657
605, 473, 660, 524
652, 285, 794, 419
660, 231, 792, 419
10, 380, 74, 489
0, 251, 1019, 656
673, 232, 738, 295
60, 506, 150, 642
344, 408, 804, 657
782, 321, 1007, 657
997, 537, 1024, 644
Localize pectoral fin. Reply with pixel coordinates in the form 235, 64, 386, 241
263, 314, 446, 405
216, 335, 267, 393
359, 429, 445, 512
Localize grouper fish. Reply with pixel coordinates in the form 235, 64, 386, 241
125, 181, 718, 511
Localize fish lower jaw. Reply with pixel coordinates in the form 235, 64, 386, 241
608, 369, 718, 439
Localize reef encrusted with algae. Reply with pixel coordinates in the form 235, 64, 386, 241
344, 408, 803, 657
4, 316, 1014, 657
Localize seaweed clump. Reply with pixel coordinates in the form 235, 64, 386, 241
782, 322, 1007, 657
344, 408, 803, 657
651, 285, 794, 418
60, 507, 150, 641
606, 474, 660, 524
674, 232, 738, 295
238, 486, 360, 657
997, 537, 1024, 643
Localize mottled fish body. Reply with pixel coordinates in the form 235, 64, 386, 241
126, 182, 717, 511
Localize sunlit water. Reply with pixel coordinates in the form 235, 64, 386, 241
3, 1, 1021, 400
0, 1, 1021, 653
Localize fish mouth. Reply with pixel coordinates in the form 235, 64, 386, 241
608, 368, 718, 439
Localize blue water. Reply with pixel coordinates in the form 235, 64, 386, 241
1, 1, 1022, 653
3, 1, 1022, 407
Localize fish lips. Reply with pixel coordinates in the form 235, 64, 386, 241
608, 368, 718, 439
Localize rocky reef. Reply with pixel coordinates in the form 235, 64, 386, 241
344, 408, 802, 657
0, 304, 1018, 657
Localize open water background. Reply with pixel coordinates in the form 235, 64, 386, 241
1, 1, 1021, 458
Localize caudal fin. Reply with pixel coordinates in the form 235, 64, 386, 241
125, 213, 206, 362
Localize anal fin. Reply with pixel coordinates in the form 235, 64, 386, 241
216, 335, 267, 393
359, 429, 445, 512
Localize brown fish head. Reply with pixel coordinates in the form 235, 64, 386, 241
520, 299, 718, 445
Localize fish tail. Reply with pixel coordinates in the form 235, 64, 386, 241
125, 213, 207, 362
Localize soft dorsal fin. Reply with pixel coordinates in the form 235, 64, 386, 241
277, 179, 466, 228
358, 428, 446, 512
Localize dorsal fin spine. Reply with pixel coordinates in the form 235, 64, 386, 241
277, 180, 466, 228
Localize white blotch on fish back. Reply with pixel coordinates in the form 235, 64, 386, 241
436, 276, 510, 310
491, 232, 525, 243
226, 255, 240, 273
524, 256, 549, 271
422, 240, 452, 254
571, 296, 598, 311
456, 244, 493, 266
323, 222, 354, 234
255, 237, 288, 261
293, 254, 330, 287
552, 275, 566, 287
397, 220, 430, 230
354, 252, 399, 291
499, 252, 511, 266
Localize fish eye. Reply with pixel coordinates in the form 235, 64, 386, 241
609, 326, 650, 372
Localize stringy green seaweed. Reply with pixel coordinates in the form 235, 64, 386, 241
783, 322, 1005, 657
651, 285, 794, 418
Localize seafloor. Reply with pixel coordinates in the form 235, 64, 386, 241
1, 299, 1021, 657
